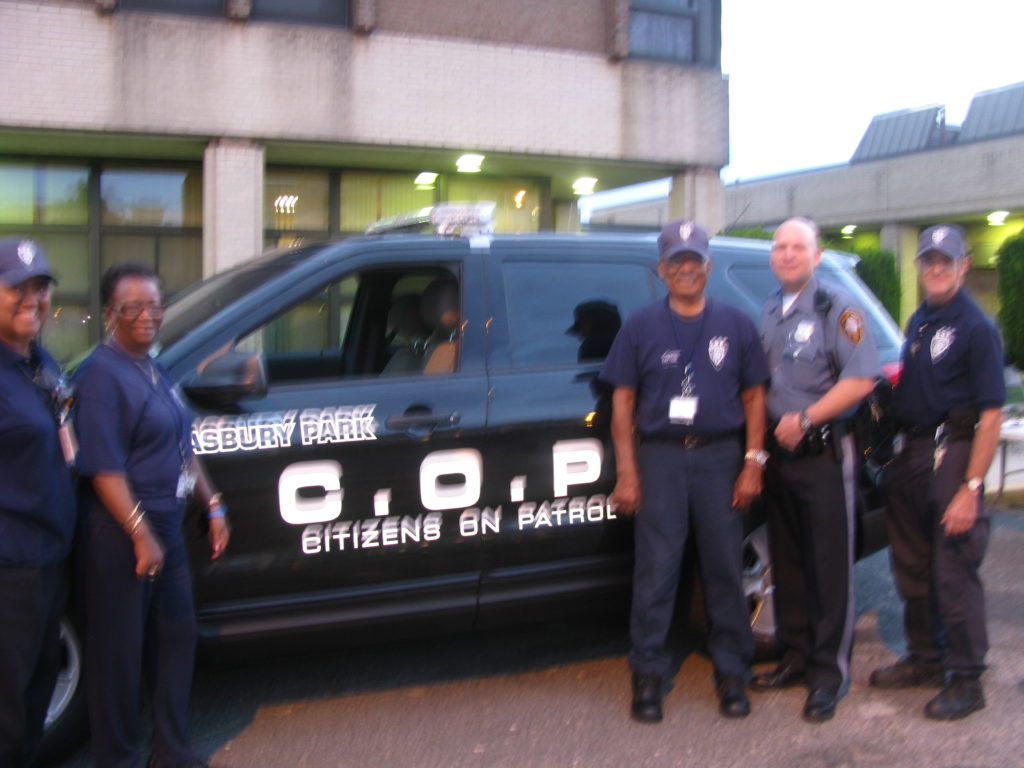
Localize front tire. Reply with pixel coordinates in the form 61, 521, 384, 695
38, 615, 88, 765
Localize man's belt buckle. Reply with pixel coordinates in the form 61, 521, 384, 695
683, 434, 702, 449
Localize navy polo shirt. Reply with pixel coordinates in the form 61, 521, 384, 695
74, 341, 193, 521
600, 297, 769, 438
761, 277, 882, 421
0, 341, 75, 565
892, 289, 1005, 426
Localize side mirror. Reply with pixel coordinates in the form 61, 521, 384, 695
183, 351, 267, 410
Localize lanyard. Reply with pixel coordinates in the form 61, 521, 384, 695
665, 298, 708, 396
104, 338, 190, 470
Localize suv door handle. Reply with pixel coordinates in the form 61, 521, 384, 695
386, 410, 461, 430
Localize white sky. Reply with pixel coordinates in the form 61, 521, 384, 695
722, 0, 1024, 182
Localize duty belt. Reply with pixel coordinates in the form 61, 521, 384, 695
768, 420, 849, 460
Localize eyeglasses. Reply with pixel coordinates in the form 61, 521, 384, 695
116, 302, 165, 320
663, 256, 707, 274
4, 278, 52, 300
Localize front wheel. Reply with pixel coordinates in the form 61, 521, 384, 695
741, 524, 780, 659
38, 615, 88, 764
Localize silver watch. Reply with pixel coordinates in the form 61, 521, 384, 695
745, 449, 769, 468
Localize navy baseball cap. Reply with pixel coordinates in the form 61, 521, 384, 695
916, 224, 967, 261
0, 239, 56, 287
658, 219, 710, 263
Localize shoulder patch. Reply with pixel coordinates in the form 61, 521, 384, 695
839, 309, 863, 345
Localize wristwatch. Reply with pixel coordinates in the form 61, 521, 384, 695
965, 477, 983, 494
798, 409, 814, 433
745, 449, 769, 468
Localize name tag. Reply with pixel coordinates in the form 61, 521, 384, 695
669, 396, 698, 425
58, 422, 78, 466
176, 467, 196, 500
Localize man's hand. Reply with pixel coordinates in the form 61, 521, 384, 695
941, 485, 979, 536
732, 462, 763, 509
610, 473, 642, 516
774, 412, 806, 452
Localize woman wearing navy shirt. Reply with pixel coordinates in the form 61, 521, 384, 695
0, 239, 75, 767
75, 263, 230, 768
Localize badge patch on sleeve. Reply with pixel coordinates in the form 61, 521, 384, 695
839, 309, 863, 345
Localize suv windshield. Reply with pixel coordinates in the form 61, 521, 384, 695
158, 244, 326, 349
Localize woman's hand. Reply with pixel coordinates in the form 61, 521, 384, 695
209, 515, 231, 560
132, 523, 166, 581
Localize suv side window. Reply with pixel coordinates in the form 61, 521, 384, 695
235, 267, 460, 383
503, 261, 652, 367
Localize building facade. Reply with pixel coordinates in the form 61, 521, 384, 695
1, 0, 729, 360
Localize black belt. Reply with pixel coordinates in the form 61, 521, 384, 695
902, 423, 941, 439
642, 430, 742, 450
900, 422, 974, 442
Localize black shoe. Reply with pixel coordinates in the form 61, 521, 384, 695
631, 672, 663, 723
802, 687, 837, 723
869, 656, 945, 689
924, 676, 985, 721
716, 674, 751, 718
750, 662, 804, 691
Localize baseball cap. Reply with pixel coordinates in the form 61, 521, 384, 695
0, 239, 56, 287
915, 224, 967, 261
658, 219, 710, 263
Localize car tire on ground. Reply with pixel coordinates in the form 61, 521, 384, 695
38, 614, 88, 765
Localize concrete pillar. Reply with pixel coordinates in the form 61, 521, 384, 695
667, 167, 724, 234
881, 222, 920, 327
203, 138, 264, 276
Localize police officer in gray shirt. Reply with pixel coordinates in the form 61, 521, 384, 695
751, 218, 881, 723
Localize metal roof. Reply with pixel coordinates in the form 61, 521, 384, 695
851, 106, 942, 163
959, 81, 1024, 143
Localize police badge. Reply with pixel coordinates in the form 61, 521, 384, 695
708, 336, 728, 371
930, 326, 955, 361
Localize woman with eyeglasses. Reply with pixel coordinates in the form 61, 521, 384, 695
74, 263, 230, 768
0, 239, 76, 767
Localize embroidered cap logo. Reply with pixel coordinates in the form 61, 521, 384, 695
16, 240, 36, 267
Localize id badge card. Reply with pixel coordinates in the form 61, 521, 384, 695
58, 422, 78, 466
176, 466, 196, 500
669, 395, 698, 425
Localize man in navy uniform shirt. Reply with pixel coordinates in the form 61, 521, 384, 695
600, 220, 769, 722
869, 224, 1004, 721
0, 239, 75, 767
753, 217, 881, 723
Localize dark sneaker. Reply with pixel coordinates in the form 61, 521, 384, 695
631, 672, 663, 723
869, 656, 944, 689
924, 676, 985, 721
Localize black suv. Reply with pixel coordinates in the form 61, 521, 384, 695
44, 207, 902, 755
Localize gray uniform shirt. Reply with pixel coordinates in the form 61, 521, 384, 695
761, 276, 882, 421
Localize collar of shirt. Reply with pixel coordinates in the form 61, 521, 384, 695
768, 276, 820, 320
916, 287, 968, 325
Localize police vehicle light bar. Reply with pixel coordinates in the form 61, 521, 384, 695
365, 202, 496, 237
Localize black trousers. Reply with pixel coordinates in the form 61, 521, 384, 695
0, 560, 66, 768
83, 506, 199, 768
884, 436, 989, 677
764, 434, 856, 693
629, 438, 753, 679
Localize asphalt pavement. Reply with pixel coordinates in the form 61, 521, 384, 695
53, 505, 1024, 768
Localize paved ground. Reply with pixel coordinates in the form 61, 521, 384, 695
54, 506, 1024, 768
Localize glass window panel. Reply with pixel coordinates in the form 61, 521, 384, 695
504, 261, 652, 367
42, 302, 92, 365
630, 11, 694, 61
118, 0, 221, 15
157, 235, 203, 299
29, 234, 89, 294
0, 163, 88, 225
446, 177, 540, 234
340, 171, 435, 233
265, 169, 329, 232
101, 167, 202, 227
252, 0, 348, 24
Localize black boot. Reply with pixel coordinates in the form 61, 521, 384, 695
715, 674, 750, 718
631, 672, 663, 723
924, 676, 985, 721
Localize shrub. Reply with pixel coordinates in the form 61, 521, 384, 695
849, 247, 900, 321
997, 231, 1024, 369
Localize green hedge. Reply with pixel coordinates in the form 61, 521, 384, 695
997, 231, 1024, 369
849, 247, 900, 321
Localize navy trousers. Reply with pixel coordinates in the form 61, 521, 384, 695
885, 436, 989, 677
629, 438, 752, 679
83, 506, 198, 768
0, 561, 65, 768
